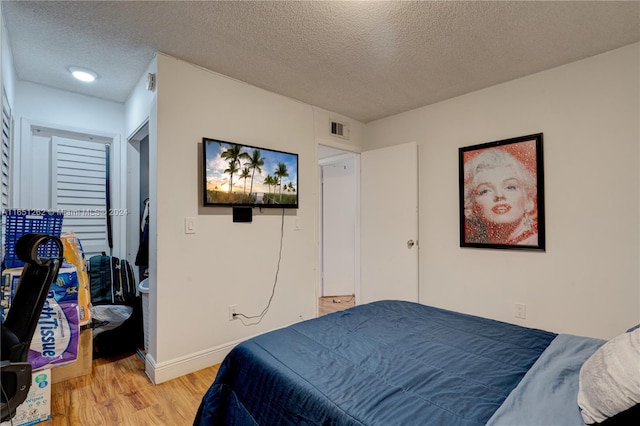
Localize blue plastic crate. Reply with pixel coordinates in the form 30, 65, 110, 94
3, 210, 64, 268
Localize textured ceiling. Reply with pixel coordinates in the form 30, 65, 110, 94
2, 1, 639, 123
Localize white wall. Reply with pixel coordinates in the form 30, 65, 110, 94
313, 106, 365, 152
1, 6, 16, 109
1, 6, 16, 214
124, 57, 156, 273
124, 56, 157, 140
15, 81, 124, 133
12, 82, 127, 257
365, 43, 640, 340
149, 54, 319, 382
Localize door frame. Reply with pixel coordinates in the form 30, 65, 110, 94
17, 118, 124, 256
126, 120, 149, 280
317, 140, 362, 313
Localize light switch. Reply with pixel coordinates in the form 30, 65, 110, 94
185, 217, 196, 234
514, 303, 526, 319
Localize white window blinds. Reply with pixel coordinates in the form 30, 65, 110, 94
1, 93, 11, 213
52, 136, 109, 258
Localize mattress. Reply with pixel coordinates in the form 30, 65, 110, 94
195, 300, 579, 425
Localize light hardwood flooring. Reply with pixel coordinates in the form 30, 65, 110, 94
41, 352, 218, 426
319, 295, 356, 316
36, 298, 353, 425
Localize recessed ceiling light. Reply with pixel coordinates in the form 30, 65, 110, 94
69, 66, 98, 82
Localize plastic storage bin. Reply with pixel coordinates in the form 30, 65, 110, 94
138, 278, 150, 353
3, 210, 64, 268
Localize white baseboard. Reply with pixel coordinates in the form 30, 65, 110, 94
143, 331, 277, 384
142, 324, 295, 384
144, 339, 237, 384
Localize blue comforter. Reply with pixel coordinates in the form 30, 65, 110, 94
195, 300, 557, 425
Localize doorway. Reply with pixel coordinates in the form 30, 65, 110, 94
126, 122, 149, 282
318, 145, 359, 311
126, 122, 150, 356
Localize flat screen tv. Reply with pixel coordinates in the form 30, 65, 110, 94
202, 138, 299, 208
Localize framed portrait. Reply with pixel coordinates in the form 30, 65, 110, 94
459, 133, 545, 251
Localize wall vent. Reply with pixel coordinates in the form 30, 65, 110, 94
330, 120, 350, 140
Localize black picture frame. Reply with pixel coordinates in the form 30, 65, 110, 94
459, 133, 545, 251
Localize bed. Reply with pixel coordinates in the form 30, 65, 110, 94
194, 300, 639, 425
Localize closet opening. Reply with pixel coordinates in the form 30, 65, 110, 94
127, 121, 150, 355
126, 122, 149, 281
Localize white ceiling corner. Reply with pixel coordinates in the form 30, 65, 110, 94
2, 1, 639, 123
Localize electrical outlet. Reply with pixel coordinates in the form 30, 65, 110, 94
514, 303, 526, 319
228, 304, 239, 321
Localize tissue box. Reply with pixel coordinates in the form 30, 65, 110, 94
1, 266, 80, 370
0, 369, 51, 426
0, 268, 21, 321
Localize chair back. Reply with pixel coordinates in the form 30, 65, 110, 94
1, 234, 63, 422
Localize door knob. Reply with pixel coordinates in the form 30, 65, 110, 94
407, 240, 416, 249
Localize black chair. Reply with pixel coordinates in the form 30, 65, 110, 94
0, 234, 63, 422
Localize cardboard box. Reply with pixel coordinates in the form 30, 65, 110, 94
0, 369, 51, 426
51, 327, 93, 383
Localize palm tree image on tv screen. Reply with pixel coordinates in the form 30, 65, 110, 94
203, 139, 298, 208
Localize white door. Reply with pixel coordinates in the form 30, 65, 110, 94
360, 141, 418, 303
321, 157, 356, 296
51, 136, 110, 258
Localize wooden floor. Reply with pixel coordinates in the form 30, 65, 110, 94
319, 295, 356, 315
34, 297, 353, 425
41, 352, 219, 426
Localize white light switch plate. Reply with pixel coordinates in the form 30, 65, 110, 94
185, 217, 196, 234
